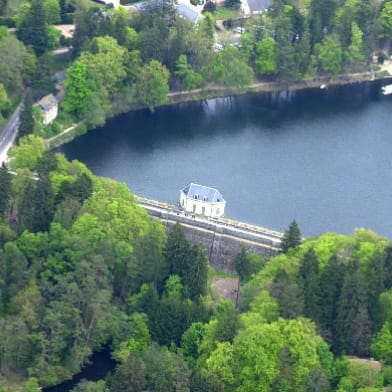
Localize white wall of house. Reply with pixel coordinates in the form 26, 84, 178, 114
180, 191, 225, 218
42, 104, 58, 126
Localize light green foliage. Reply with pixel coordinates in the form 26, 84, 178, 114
136, 59, 170, 111
199, 312, 327, 392
204, 46, 253, 88
198, 12, 215, 42
63, 59, 92, 115
317, 34, 343, 75
371, 322, 392, 364
255, 34, 277, 75
0, 83, 8, 113
206, 342, 235, 385
22, 377, 41, 392
346, 22, 364, 64
344, 360, 383, 390
44, 0, 61, 24
0, 35, 36, 94
114, 313, 151, 362
9, 135, 46, 170
174, 54, 203, 91
83, 36, 127, 96
71, 380, 109, 392
82, 178, 151, 243
302, 232, 351, 269
379, 1, 392, 39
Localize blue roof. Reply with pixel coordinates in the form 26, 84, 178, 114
181, 183, 225, 203
247, 0, 270, 11
176, 4, 202, 23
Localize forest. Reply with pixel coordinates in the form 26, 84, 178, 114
1, 0, 392, 133
1, 136, 392, 391
2, 0, 392, 391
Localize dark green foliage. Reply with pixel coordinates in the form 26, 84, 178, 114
55, 173, 93, 205
0, 163, 11, 217
225, 0, 240, 9
234, 248, 252, 282
165, 224, 209, 300
17, 0, 49, 56
335, 262, 371, 356
111, 353, 146, 392
35, 151, 58, 176
270, 269, 304, 319
298, 248, 320, 320
213, 304, 239, 344
281, 219, 301, 253
31, 54, 56, 100
317, 257, 346, 342
190, 369, 224, 392
18, 92, 34, 141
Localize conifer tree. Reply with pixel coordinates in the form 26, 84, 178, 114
0, 163, 11, 217
281, 220, 302, 253
17, 0, 49, 56
18, 92, 34, 142
317, 257, 346, 339
298, 248, 320, 321
335, 262, 371, 356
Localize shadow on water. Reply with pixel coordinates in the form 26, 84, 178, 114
42, 347, 116, 392
61, 80, 386, 152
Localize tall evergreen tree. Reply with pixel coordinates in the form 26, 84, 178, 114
17, 0, 49, 56
185, 245, 209, 300
18, 92, 34, 142
298, 248, 320, 321
31, 54, 56, 99
0, 164, 11, 218
164, 223, 191, 277
335, 262, 371, 356
281, 220, 301, 253
317, 257, 346, 342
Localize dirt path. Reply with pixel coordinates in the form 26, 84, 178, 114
211, 277, 239, 304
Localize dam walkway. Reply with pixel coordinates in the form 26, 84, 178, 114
136, 196, 283, 272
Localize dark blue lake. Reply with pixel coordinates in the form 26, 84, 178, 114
59, 81, 392, 238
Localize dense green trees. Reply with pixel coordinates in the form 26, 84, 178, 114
18, 92, 34, 141
136, 60, 170, 111
17, 0, 49, 56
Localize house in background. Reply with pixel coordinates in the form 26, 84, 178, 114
37, 94, 58, 126
180, 183, 226, 218
92, 0, 120, 8
241, 0, 270, 15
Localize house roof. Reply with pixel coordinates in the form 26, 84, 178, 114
246, 0, 270, 12
176, 3, 203, 23
37, 94, 58, 112
181, 183, 225, 203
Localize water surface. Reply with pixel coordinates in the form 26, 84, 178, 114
59, 81, 392, 238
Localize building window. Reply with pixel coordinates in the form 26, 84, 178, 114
193, 204, 196, 213
216, 208, 220, 215
202, 206, 205, 215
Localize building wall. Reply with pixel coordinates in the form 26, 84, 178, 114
180, 192, 225, 217
164, 219, 278, 273
43, 105, 58, 125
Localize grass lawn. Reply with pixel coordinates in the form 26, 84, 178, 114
213, 6, 241, 20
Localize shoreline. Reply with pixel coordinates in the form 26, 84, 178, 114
47, 70, 392, 149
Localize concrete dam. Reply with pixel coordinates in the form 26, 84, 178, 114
136, 196, 283, 273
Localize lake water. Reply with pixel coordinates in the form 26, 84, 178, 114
59, 80, 392, 238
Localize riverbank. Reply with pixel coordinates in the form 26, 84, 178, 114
46, 67, 392, 149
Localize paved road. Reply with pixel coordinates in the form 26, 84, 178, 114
0, 104, 22, 165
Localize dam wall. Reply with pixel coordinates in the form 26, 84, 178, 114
137, 197, 282, 273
